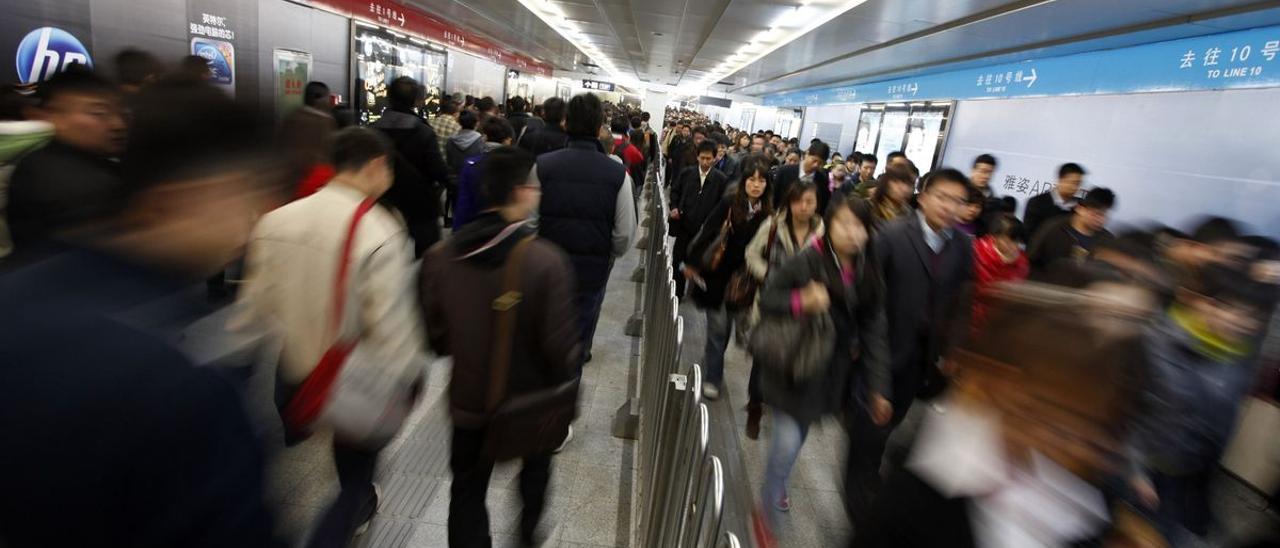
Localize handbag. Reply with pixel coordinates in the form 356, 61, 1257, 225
481, 235, 581, 462
747, 251, 836, 384
697, 214, 732, 272
283, 198, 418, 448
724, 220, 778, 310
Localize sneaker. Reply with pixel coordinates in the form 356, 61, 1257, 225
702, 383, 720, 401
353, 483, 382, 537
553, 425, 574, 454
774, 492, 791, 513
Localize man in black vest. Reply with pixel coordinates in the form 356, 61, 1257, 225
517, 97, 568, 156
845, 168, 974, 532
669, 140, 727, 299
537, 94, 636, 367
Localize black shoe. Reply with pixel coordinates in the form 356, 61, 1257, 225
584, 352, 593, 364
353, 483, 381, 537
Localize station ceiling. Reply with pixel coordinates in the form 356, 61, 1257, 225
406, 0, 1280, 96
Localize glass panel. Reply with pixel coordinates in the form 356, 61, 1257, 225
873, 108, 909, 176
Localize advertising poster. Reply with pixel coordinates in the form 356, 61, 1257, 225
187, 0, 243, 97
274, 49, 312, 119
1, 0, 93, 88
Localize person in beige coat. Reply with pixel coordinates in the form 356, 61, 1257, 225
740, 179, 825, 439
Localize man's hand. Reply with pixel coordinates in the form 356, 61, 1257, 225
870, 394, 894, 426
1130, 474, 1159, 510
669, 208, 681, 220
683, 266, 699, 280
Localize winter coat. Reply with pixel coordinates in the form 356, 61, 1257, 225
517, 126, 568, 157
452, 142, 502, 230
0, 121, 53, 259
372, 109, 449, 252
7, 139, 123, 258
756, 239, 890, 424
686, 198, 768, 309
421, 213, 581, 428
971, 236, 1029, 332
446, 129, 485, 184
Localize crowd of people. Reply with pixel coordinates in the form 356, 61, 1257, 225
0, 51, 648, 548
663, 120, 1280, 547
1, 49, 1278, 548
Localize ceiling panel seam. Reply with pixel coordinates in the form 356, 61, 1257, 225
674, 0, 737, 86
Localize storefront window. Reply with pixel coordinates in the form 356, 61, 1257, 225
354, 25, 446, 125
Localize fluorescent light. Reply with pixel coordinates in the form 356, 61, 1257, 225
409, 37, 427, 45
387, 30, 405, 38
355, 21, 378, 29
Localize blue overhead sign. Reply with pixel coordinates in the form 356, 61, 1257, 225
763, 25, 1280, 106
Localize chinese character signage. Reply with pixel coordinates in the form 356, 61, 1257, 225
582, 79, 615, 92
765, 24, 1280, 107
187, 0, 241, 97
274, 49, 312, 119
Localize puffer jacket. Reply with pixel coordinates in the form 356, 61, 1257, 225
742, 211, 824, 326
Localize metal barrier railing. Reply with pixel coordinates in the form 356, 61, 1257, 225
625, 160, 745, 548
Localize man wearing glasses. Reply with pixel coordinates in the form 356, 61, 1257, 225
843, 168, 976, 533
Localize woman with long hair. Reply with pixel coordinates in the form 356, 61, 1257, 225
685, 153, 774, 400
740, 181, 825, 439
869, 169, 915, 227
751, 197, 892, 545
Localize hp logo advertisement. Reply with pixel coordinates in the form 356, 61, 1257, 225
15, 27, 92, 84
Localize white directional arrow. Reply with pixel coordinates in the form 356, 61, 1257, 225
1025, 68, 1038, 87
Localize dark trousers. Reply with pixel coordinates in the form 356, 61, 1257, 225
449, 427, 553, 548
843, 367, 918, 533
575, 285, 608, 370
275, 378, 383, 548
671, 235, 688, 299
747, 360, 763, 405
306, 441, 381, 548
1150, 466, 1215, 540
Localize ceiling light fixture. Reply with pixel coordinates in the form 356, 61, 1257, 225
517, 0, 639, 86
692, 0, 875, 89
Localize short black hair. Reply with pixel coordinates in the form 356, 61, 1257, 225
36, 64, 116, 106
987, 214, 1026, 243
861, 154, 878, 165
630, 116, 642, 129
387, 76, 421, 111
1059, 162, 1086, 178
1196, 263, 1275, 312
565, 93, 604, 139
507, 96, 526, 113
480, 115, 514, 143
476, 96, 496, 113
122, 79, 266, 200
531, 104, 544, 117
304, 81, 330, 107
1079, 187, 1115, 210
610, 116, 629, 135
807, 142, 830, 161
114, 48, 163, 87
641, 111, 651, 121
480, 145, 536, 206
695, 140, 716, 157
887, 151, 907, 163
974, 154, 997, 168
922, 168, 971, 193
542, 97, 566, 125
458, 109, 479, 130
331, 127, 392, 172
439, 101, 459, 115
1190, 216, 1241, 245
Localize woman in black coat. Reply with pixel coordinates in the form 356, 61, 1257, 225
685, 153, 774, 400
751, 197, 893, 541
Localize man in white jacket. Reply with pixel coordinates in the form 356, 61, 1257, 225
235, 127, 426, 547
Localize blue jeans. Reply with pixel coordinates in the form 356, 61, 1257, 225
703, 304, 731, 386
762, 410, 809, 529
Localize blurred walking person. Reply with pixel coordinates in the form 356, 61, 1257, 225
685, 154, 773, 400
670, 140, 727, 299
237, 127, 427, 548
741, 180, 825, 439
971, 214, 1029, 333
280, 81, 339, 199
751, 197, 891, 547
0, 78, 279, 548
421, 146, 580, 547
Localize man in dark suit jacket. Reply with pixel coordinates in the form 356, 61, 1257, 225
846, 168, 974, 532
1023, 162, 1086, 240
773, 141, 832, 214
669, 140, 727, 299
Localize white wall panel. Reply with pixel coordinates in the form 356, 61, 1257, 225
942, 89, 1280, 237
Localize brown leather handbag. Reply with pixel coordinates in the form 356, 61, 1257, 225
481, 236, 580, 462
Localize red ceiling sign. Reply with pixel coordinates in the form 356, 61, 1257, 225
306, 0, 555, 77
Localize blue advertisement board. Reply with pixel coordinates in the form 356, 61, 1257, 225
763, 24, 1280, 106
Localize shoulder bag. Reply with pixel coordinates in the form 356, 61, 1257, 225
283, 198, 419, 448
696, 213, 733, 272
481, 236, 581, 462
725, 218, 778, 311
